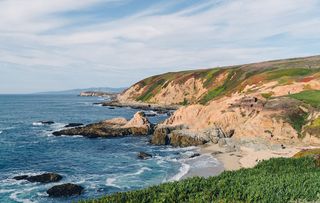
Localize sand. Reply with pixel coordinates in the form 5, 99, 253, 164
201, 142, 316, 172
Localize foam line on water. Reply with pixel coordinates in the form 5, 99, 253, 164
168, 162, 190, 181
106, 178, 120, 188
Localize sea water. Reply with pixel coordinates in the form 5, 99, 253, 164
0, 94, 221, 203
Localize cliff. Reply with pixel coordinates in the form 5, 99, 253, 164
119, 55, 320, 145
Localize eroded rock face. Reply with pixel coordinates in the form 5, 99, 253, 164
47, 183, 83, 197
151, 125, 207, 147
13, 173, 62, 183
151, 125, 186, 145
169, 130, 208, 147
52, 112, 153, 138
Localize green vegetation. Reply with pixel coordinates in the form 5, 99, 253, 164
133, 56, 320, 104
137, 79, 166, 102
261, 92, 273, 99
289, 90, 320, 108
81, 157, 320, 203
199, 69, 247, 104
287, 110, 309, 135
266, 68, 314, 80
305, 117, 320, 137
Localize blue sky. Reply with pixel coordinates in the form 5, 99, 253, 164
0, 0, 320, 93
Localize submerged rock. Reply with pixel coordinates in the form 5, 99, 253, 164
39, 121, 54, 125
64, 123, 83, 128
13, 173, 62, 183
52, 111, 153, 138
137, 152, 152, 159
13, 175, 28, 180
189, 153, 201, 158
47, 183, 84, 197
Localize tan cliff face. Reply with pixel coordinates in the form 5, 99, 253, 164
118, 55, 320, 144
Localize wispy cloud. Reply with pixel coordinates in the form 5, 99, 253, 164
0, 0, 320, 93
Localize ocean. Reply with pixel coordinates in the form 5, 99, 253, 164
0, 94, 221, 203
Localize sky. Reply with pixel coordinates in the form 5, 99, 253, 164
0, 0, 320, 94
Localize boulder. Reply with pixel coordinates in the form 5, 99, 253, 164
13, 173, 62, 183
47, 183, 84, 197
124, 111, 153, 135
26, 173, 62, 183
189, 153, 201, 158
137, 152, 152, 159
39, 121, 54, 125
64, 123, 83, 128
151, 125, 208, 147
52, 112, 153, 138
151, 125, 186, 145
169, 130, 208, 147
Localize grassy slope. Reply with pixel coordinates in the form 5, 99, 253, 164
128, 55, 320, 104
289, 90, 320, 108
81, 157, 320, 203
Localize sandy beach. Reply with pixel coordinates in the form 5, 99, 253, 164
200, 141, 317, 172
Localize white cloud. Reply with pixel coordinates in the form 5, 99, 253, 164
0, 0, 320, 93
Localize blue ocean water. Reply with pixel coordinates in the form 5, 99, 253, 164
0, 94, 202, 203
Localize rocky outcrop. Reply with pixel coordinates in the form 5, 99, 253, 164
53, 112, 153, 138
47, 183, 84, 197
151, 125, 208, 147
137, 152, 152, 159
13, 173, 62, 183
150, 124, 235, 147
101, 100, 179, 115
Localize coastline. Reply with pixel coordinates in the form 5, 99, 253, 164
200, 141, 315, 172
180, 140, 319, 180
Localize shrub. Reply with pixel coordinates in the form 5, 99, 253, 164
80, 157, 320, 203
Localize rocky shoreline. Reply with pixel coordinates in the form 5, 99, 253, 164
97, 100, 180, 115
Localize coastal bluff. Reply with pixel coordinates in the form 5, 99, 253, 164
115, 55, 320, 146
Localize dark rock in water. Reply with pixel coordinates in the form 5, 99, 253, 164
47, 183, 84, 197
108, 107, 115, 109
13, 173, 62, 183
39, 121, 54, 125
137, 152, 152, 159
26, 173, 62, 183
53, 112, 153, 138
64, 123, 83, 128
13, 175, 28, 180
189, 153, 201, 158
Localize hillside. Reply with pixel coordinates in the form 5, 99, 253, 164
118, 55, 320, 144
118, 55, 320, 105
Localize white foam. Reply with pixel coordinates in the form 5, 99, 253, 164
0, 130, 2, 134
106, 178, 120, 188
169, 163, 190, 181
0, 189, 15, 193
9, 187, 37, 203
32, 122, 43, 126
10, 192, 34, 203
